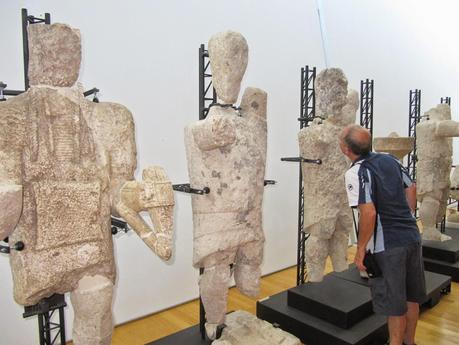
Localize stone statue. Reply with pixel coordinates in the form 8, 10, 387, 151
373, 132, 414, 161
298, 68, 358, 282
417, 103, 457, 241
0, 23, 174, 345
184, 31, 267, 340
212, 310, 301, 345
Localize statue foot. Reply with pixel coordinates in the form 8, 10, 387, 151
422, 229, 451, 241
205, 323, 226, 340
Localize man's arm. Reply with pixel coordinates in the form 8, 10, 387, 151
405, 183, 417, 213
355, 202, 376, 271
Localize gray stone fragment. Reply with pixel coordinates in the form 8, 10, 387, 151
212, 310, 301, 345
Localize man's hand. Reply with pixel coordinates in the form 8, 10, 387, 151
354, 246, 367, 272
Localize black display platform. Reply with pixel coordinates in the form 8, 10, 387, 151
423, 256, 459, 282
257, 291, 388, 345
422, 238, 459, 263
145, 324, 208, 345
330, 265, 451, 308
422, 228, 459, 282
287, 274, 373, 329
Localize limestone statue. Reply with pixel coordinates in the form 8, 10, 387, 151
0, 23, 174, 345
184, 31, 267, 340
212, 310, 301, 345
417, 103, 457, 241
298, 68, 358, 282
373, 132, 414, 161
446, 167, 459, 224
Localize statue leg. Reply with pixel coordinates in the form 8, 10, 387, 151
329, 214, 351, 273
234, 239, 263, 297
200, 261, 232, 340
70, 275, 114, 345
437, 187, 449, 223
419, 194, 445, 241
305, 224, 330, 282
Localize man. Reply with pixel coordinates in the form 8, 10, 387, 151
339, 125, 426, 345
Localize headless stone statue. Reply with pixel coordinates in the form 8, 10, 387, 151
0, 23, 174, 345
298, 68, 358, 282
184, 31, 267, 340
417, 104, 458, 241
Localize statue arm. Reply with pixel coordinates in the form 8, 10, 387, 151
240, 87, 267, 120
191, 115, 236, 151
435, 120, 459, 137
92, 102, 137, 217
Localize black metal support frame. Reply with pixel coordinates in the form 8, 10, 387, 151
296, 66, 317, 285
199, 44, 217, 120
360, 79, 374, 146
23, 294, 66, 345
22, 8, 51, 90
441, 97, 451, 106
407, 89, 421, 182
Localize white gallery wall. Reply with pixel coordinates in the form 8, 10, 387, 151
0, 1, 458, 344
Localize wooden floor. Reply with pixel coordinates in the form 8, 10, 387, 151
70, 246, 459, 345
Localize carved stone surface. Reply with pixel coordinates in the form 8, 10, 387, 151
298, 68, 358, 282
417, 104, 456, 241
28, 23, 81, 87
185, 31, 267, 339
208, 31, 248, 104
0, 22, 173, 345
373, 132, 414, 160
212, 310, 301, 345
450, 166, 459, 200
117, 166, 175, 260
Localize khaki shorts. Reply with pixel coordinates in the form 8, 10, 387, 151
370, 243, 426, 316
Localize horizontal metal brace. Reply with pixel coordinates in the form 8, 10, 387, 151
264, 180, 276, 186
281, 157, 322, 164
173, 183, 210, 195
23, 294, 66, 318
83, 87, 99, 97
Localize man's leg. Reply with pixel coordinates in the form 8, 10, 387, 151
403, 243, 426, 344
403, 302, 419, 345
388, 315, 406, 345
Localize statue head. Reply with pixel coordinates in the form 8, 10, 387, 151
28, 23, 81, 87
208, 31, 248, 104
315, 68, 348, 120
425, 103, 451, 121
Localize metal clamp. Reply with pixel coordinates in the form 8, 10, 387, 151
111, 216, 129, 235
83, 87, 100, 103
264, 180, 276, 186
173, 183, 210, 195
0, 239, 25, 254
281, 157, 322, 165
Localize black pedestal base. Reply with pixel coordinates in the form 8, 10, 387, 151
287, 274, 373, 329
330, 265, 451, 308
257, 291, 388, 345
423, 228, 459, 282
145, 324, 209, 345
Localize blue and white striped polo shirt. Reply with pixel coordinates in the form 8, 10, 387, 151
345, 152, 420, 253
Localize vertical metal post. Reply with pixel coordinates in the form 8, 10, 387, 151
21, 8, 30, 90
407, 89, 421, 182
59, 307, 66, 344
360, 79, 374, 149
296, 65, 316, 286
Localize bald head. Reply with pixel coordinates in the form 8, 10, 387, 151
340, 125, 371, 157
